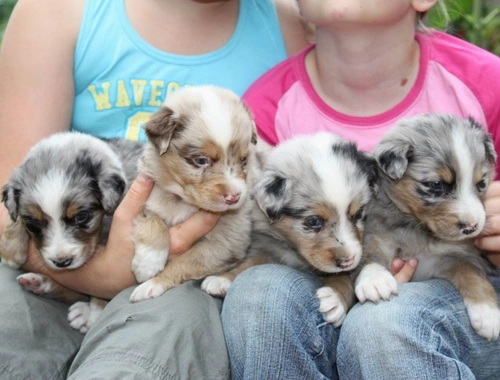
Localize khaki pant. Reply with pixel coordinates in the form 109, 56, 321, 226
0, 264, 229, 380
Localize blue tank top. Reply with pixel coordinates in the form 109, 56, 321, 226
71, 0, 288, 141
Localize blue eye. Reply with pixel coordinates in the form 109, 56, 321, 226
193, 156, 210, 167
352, 208, 364, 222
73, 211, 91, 226
305, 216, 324, 230
476, 179, 487, 192
425, 181, 448, 195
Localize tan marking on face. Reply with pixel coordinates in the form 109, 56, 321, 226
25, 204, 44, 221
65, 203, 80, 220
393, 177, 464, 240
436, 166, 454, 184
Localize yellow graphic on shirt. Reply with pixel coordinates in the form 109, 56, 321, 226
87, 79, 186, 141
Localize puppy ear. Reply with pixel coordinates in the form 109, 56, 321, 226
375, 140, 412, 181
357, 152, 379, 193
467, 116, 497, 166
145, 106, 184, 155
254, 172, 292, 223
2, 183, 21, 221
98, 172, 126, 213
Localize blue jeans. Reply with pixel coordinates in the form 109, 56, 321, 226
221, 264, 500, 380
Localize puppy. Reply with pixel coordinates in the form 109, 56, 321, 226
0, 132, 133, 332
353, 114, 500, 340
202, 133, 377, 327
129, 85, 257, 302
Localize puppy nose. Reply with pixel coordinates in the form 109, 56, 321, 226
458, 222, 478, 235
335, 257, 354, 269
224, 193, 240, 205
51, 257, 73, 268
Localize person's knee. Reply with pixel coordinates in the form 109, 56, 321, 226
340, 279, 466, 349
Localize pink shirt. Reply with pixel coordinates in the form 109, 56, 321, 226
243, 31, 500, 176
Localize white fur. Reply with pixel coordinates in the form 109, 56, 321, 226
452, 129, 486, 236
201, 276, 232, 297
355, 263, 398, 303
129, 279, 167, 303
465, 301, 500, 341
68, 298, 106, 334
199, 88, 233, 149
131, 243, 169, 283
316, 286, 346, 327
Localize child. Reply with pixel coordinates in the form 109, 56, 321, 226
0, 0, 310, 378
222, 1, 500, 378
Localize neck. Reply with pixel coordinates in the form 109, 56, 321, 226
306, 15, 421, 116
125, 0, 238, 55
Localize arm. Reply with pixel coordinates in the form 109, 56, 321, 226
0, 0, 84, 235
22, 174, 220, 299
273, 0, 311, 56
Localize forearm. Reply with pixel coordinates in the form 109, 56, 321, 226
23, 243, 137, 300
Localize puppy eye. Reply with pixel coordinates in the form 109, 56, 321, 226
73, 211, 92, 226
352, 208, 364, 222
241, 155, 248, 166
192, 156, 211, 167
424, 181, 448, 195
476, 179, 487, 192
305, 216, 324, 230
22, 216, 43, 234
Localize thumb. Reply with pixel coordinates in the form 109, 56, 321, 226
169, 211, 220, 256
392, 258, 418, 284
114, 173, 154, 219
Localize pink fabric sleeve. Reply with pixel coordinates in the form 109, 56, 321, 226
242, 55, 302, 146
430, 32, 500, 177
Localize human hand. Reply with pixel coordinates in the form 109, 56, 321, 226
475, 181, 500, 266
22, 173, 220, 299
390, 257, 418, 284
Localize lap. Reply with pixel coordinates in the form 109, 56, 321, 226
0, 264, 84, 380
69, 280, 229, 380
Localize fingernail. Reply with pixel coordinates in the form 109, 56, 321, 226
473, 239, 480, 247
409, 258, 418, 267
138, 172, 152, 182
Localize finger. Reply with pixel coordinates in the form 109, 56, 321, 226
390, 258, 405, 276
393, 258, 418, 284
486, 181, 500, 198
484, 197, 500, 216
475, 235, 500, 253
113, 173, 154, 221
169, 211, 220, 256
485, 252, 500, 267
480, 214, 500, 237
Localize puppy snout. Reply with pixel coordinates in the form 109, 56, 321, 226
335, 257, 354, 269
458, 222, 478, 235
224, 193, 240, 205
51, 257, 73, 268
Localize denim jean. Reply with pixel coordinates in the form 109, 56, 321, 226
221, 264, 500, 380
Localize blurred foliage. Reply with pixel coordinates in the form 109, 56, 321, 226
428, 0, 500, 56
0, 0, 15, 45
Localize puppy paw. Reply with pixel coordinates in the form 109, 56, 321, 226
316, 286, 346, 327
67, 299, 105, 334
201, 276, 232, 298
466, 302, 500, 341
131, 244, 169, 283
1, 245, 27, 269
129, 279, 166, 303
16, 273, 55, 295
355, 263, 398, 303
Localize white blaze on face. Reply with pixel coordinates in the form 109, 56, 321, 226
34, 171, 85, 268
452, 129, 485, 233
200, 89, 233, 151
311, 138, 362, 260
